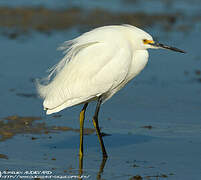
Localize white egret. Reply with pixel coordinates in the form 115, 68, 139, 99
36, 24, 185, 158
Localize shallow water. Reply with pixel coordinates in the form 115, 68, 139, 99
1, 0, 201, 14
0, 0, 201, 180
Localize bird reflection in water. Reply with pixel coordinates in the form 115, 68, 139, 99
78, 150, 107, 180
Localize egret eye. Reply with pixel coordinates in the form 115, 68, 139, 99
143, 39, 148, 44
143, 39, 155, 45
143, 39, 153, 44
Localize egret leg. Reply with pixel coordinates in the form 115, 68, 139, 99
79, 103, 88, 159
97, 157, 108, 180
92, 97, 108, 158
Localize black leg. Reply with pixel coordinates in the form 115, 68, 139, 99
92, 96, 108, 158
97, 157, 108, 180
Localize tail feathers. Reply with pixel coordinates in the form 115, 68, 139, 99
44, 96, 96, 115
45, 100, 78, 115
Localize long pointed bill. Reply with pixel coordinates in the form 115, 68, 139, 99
149, 42, 186, 53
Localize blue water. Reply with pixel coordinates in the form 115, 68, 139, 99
0, 1, 201, 179
0, 0, 201, 14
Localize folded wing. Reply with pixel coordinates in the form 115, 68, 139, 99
37, 41, 132, 114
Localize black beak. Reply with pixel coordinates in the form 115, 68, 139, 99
150, 42, 186, 53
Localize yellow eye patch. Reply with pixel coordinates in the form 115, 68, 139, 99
143, 39, 155, 44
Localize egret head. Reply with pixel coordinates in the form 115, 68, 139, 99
126, 25, 185, 53
142, 38, 185, 53
124, 25, 185, 53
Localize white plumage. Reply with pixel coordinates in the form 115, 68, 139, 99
37, 24, 184, 115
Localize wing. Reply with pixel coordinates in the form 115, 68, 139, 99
42, 42, 132, 114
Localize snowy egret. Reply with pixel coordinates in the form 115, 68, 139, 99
37, 24, 185, 158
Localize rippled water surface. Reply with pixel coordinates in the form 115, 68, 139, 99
0, 0, 201, 179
